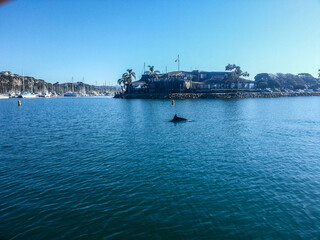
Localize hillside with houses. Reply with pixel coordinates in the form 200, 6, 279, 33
0, 71, 117, 97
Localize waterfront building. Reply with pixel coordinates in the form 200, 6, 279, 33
131, 70, 256, 93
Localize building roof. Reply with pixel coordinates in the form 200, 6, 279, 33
132, 80, 146, 86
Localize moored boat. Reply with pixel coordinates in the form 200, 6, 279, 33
39, 92, 51, 98
0, 94, 9, 99
64, 92, 78, 97
18, 91, 38, 98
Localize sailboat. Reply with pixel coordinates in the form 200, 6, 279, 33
78, 78, 87, 96
64, 77, 78, 97
39, 85, 51, 97
18, 72, 37, 98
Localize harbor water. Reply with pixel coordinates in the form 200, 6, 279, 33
0, 96, 320, 239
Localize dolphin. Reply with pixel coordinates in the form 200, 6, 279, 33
170, 114, 188, 122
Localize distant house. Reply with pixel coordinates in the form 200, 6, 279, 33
131, 70, 255, 93
0, 71, 11, 76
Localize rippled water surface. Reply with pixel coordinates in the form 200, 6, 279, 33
1, 96, 320, 239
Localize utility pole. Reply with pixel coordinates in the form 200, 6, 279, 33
178, 54, 180, 72
144, 62, 146, 74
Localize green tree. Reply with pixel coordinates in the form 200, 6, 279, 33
118, 69, 136, 93
255, 73, 281, 89
224, 64, 249, 89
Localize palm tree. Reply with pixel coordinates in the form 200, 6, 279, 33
147, 65, 160, 82
147, 65, 160, 92
118, 69, 136, 93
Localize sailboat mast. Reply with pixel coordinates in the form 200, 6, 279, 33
22, 71, 24, 92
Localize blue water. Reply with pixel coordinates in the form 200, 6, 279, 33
1, 96, 320, 239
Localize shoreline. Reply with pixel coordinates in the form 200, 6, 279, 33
114, 91, 320, 99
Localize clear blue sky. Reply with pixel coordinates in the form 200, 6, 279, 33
0, 0, 319, 85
